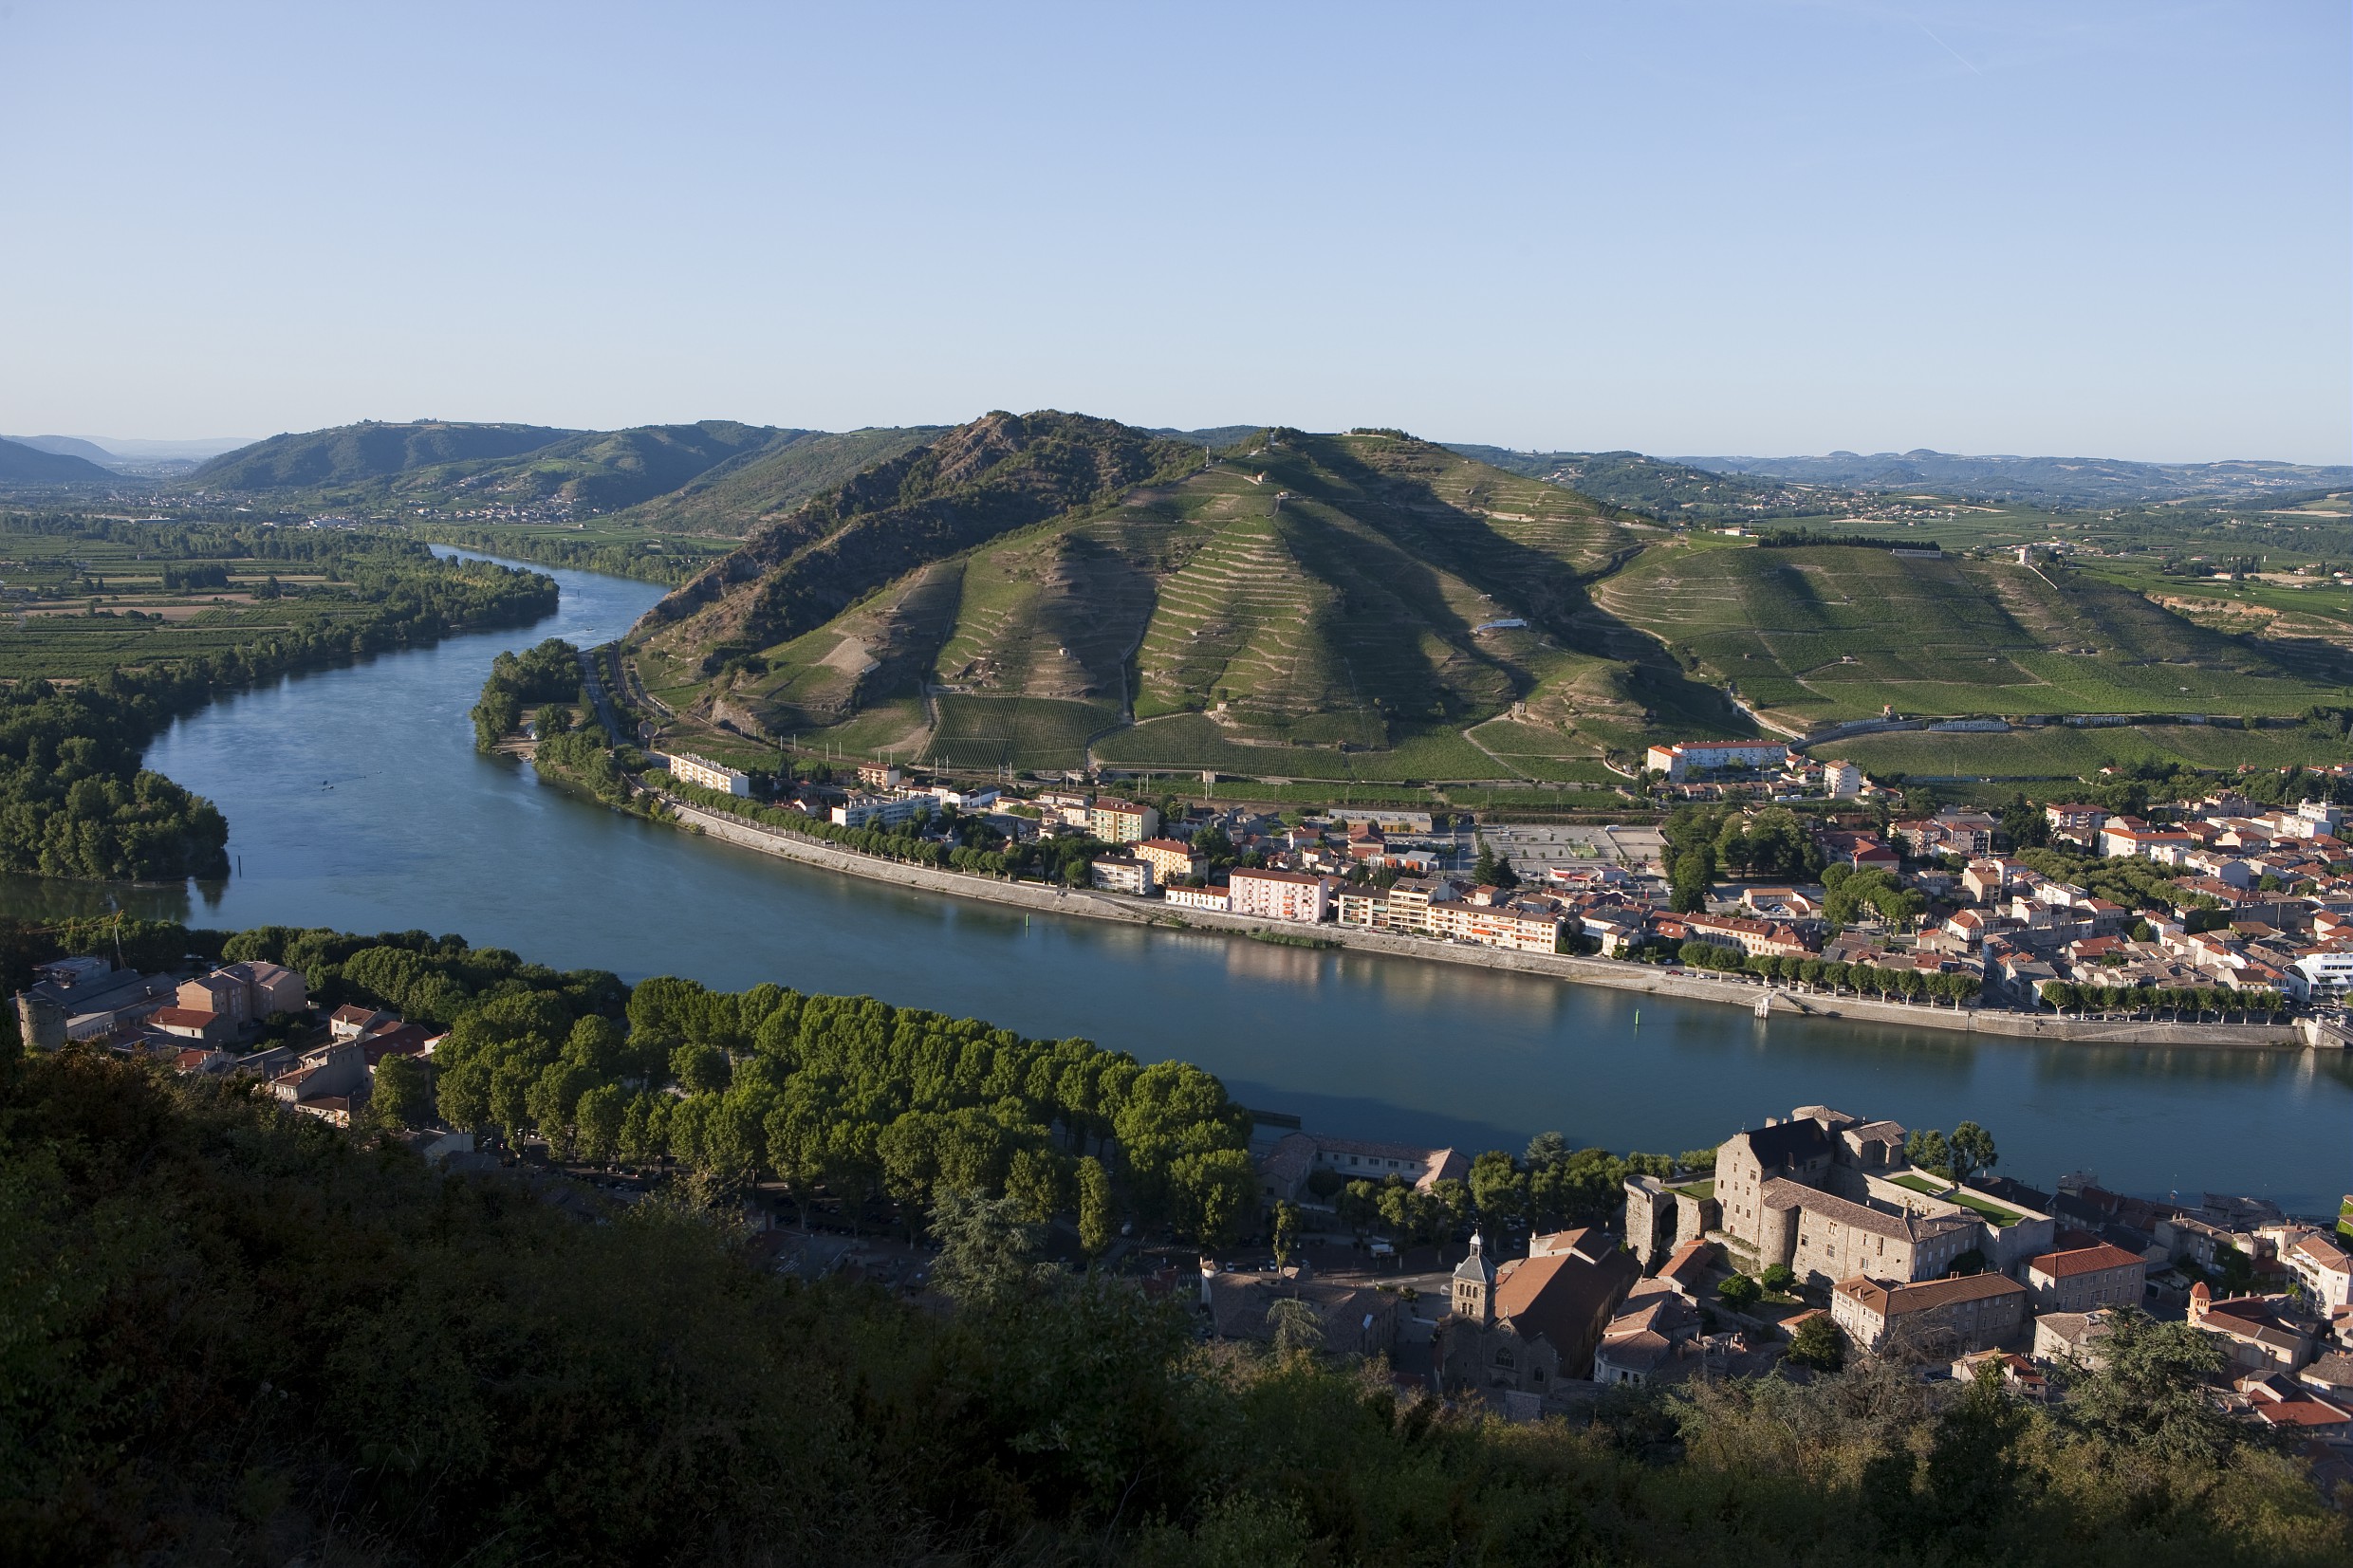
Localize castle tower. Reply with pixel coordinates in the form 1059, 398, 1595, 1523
1453, 1232, 1496, 1326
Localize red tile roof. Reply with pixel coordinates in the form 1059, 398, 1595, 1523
2030, 1244, 2145, 1280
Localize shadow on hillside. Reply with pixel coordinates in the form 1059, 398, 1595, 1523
1306, 436, 1754, 742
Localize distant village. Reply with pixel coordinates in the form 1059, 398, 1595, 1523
652, 741, 2353, 1037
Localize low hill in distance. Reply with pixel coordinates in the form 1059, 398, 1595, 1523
0, 435, 116, 484
194, 419, 583, 489
4, 434, 120, 466
1677, 450, 2353, 507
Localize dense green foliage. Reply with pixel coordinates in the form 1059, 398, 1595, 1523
0, 670, 230, 877
1755, 528, 1940, 551
4, 1046, 2342, 1567
209, 922, 1254, 1246
470, 636, 583, 748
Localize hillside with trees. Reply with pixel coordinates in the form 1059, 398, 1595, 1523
192, 419, 580, 489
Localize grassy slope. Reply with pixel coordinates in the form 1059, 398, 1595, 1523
1834, 722, 2353, 779
1595, 537, 2348, 729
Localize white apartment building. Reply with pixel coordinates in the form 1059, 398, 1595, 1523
832, 793, 925, 830
1228, 868, 1335, 924
1163, 884, 1231, 913
1426, 900, 1564, 953
666, 751, 751, 796
1643, 740, 1789, 782
1089, 855, 1154, 895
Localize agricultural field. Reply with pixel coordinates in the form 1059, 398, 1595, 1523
1834, 720, 2353, 780
0, 526, 369, 680
1594, 536, 2348, 728
922, 695, 1118, 773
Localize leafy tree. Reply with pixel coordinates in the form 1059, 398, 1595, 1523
1758, 1263, 1795, 1294
2067, 1309, 2235, 1464
1865, 1360, 2029, 1556
929, 1192, 1049, 1307
1076, 1154, 1115, 1260
1785, 1312, 1844, 1372
1005, 1145, 1066, 1223
1950, 1120, 1998, 1183
1266, 1298, 1325, 1356
1469, 1150, 1529, 1231
1717, 1273, 1762, 1311
1904, 1128, 1953, 1179
1271, 1201, 1302, 1268
368, 1053, 433, 1132
671, 1041, 732, 1095
575, 1082, 627, 1163
1170, 1147, 1257, 1248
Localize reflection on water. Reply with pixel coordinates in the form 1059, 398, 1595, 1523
1, 554, 2344, 1209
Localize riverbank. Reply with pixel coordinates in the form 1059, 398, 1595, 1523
658, 795, 2309, 1050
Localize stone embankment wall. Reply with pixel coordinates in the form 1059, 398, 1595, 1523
663, 798, 2310, 1051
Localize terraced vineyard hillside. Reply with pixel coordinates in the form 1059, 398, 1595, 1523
636, 422, 1754, 775
1595, 535, 2345, 727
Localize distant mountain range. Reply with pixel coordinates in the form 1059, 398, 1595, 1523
3, 433, 255, 478
1674, 450, 2352, 507
0, 436, 116, 483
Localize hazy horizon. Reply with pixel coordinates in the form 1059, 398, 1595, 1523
4, 3, 2344, 463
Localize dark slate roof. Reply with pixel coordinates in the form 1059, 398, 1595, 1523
1739, 1116, 1836, 1171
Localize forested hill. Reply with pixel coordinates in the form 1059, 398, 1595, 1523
0, 435, 115, 484
637, 410, 1205, 656
194, 420, 581, 489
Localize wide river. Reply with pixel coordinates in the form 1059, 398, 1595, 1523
10, 556, 2347, 1209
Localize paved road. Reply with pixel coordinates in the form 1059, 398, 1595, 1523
579, 644, 630, 740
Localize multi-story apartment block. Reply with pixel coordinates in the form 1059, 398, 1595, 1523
1133, 838, 1204, 886
1088, 799, 1159, 843
1228, 868, 1335, 924
668, 751, 751, 796
1088, 855, 1154, 895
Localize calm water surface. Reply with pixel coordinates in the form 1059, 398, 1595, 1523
9, 555, 2346, 1209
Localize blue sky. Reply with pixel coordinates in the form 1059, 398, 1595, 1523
3, 2, 2344, 460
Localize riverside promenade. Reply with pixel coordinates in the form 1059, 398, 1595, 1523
660, 795, 2309, 1050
